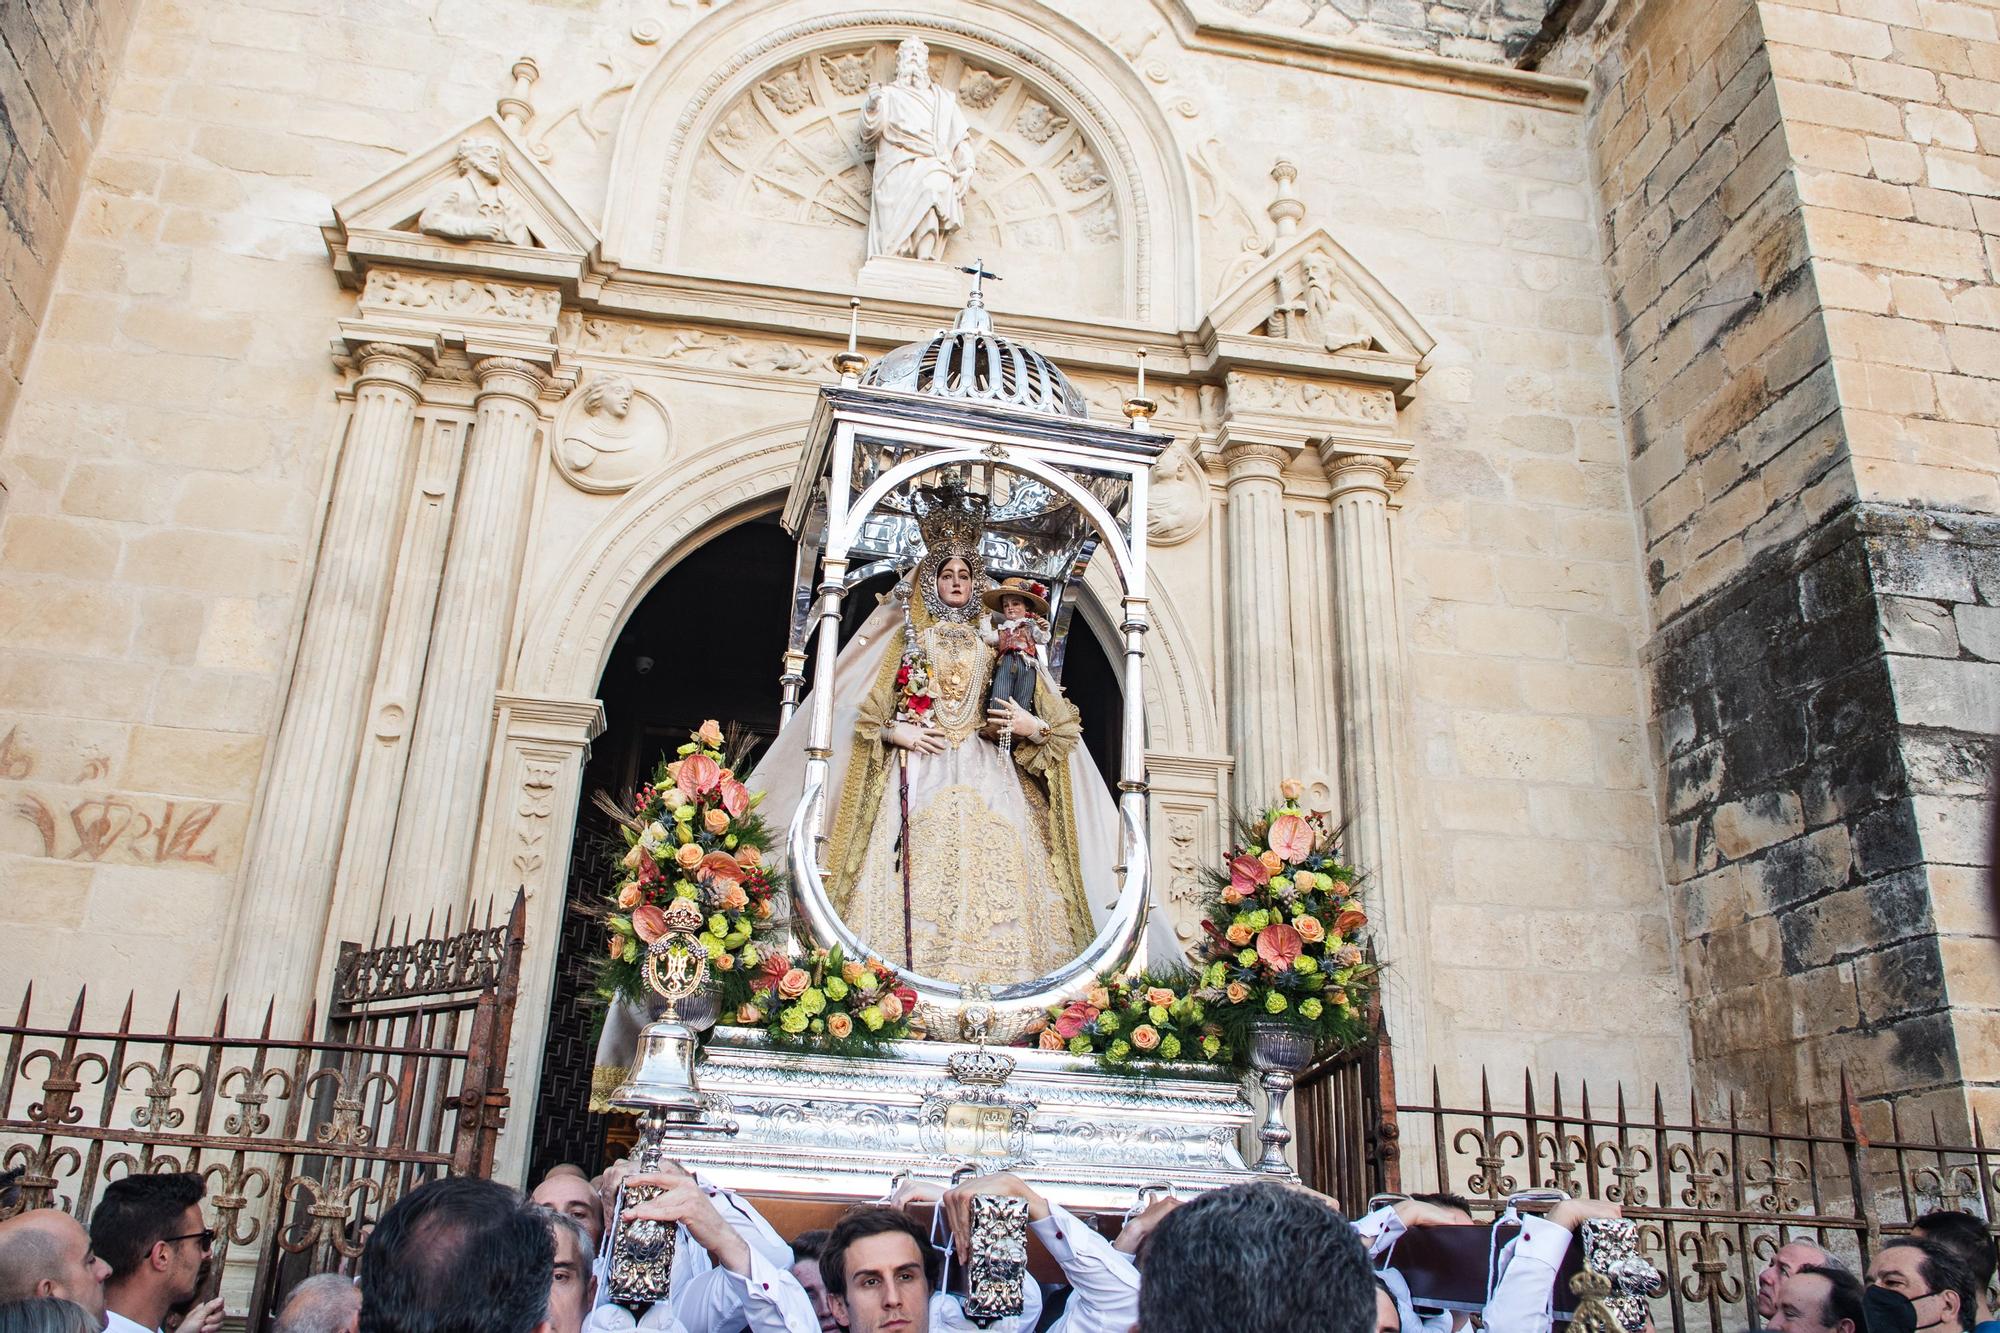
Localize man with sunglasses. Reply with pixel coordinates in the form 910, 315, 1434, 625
88, 1173, 224, 1333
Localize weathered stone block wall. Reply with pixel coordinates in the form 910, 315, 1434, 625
0, 0, 137, 447
1548, 0, 1999, 1122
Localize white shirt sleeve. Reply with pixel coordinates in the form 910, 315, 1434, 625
1353, 1204, 1407, 1260
1482, 1215, 1572, 1333
668, 1266, 744, 1333
1031, 1204, 1140, 1333
703, 1248, 823, 1333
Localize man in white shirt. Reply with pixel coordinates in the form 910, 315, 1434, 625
1133, 1180, 1372, 1333
0, 1208, 113, 1328
87, 1173, 224, 1333
1480, 1198, 1624, 1333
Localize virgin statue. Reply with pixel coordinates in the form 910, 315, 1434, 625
756, 486, 1130, 986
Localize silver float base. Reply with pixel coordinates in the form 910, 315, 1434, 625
653, 1029, 1260, 1210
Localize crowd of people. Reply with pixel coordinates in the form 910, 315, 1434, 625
0, 1162, 1995, 1333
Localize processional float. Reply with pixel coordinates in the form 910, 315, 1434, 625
604, 273, 1264, 1303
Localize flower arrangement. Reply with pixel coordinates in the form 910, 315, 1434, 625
732, 945, 918, 1055
1195, 779, 1377, 1054
893, 648, 935, 726
593, 721, 780, 1017
1021, 971, 1232, 1072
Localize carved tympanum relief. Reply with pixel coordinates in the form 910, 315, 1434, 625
555, 375, 672, 493
691, 42, 1120, 256
417, 139, 538, 247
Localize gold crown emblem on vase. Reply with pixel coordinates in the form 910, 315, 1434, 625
662, 896, 704, 934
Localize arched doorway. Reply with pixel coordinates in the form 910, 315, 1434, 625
525, 512, 1124, 1176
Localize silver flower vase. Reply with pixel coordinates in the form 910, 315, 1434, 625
1246, 1020, 1316, 1175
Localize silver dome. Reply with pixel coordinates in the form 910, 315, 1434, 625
862, 295, 1087, 419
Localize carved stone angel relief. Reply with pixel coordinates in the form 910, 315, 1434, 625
555, 375, 671, 493
1146, 443, 1210, 546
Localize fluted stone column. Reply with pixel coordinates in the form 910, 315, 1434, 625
1325, 451, 1428, 1075
221, 343, 430, 1009
381, 357, 548, 923
1221, 440, 1297, 807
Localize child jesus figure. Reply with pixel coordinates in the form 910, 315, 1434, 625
980, 577, 1052, 737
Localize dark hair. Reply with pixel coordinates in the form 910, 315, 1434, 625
1137, 1182, 1372, 1333
819, 1207, 936, 1299
1798, 1264, 1865, 1330
358, 1177, 553, 1333
1915, 1212, 1997, 1292
789, 1229, 831, 1264
1883, 1237, 1980, 1332
1409, 1192, 1476, 1218
0, 1298, 100, 1333
90, 1172, 206, 1279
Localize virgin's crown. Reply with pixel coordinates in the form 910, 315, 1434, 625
912, 479, 987, 563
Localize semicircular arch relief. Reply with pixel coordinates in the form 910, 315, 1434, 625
695, 42, 1121, 257
652, 22, 1142, 322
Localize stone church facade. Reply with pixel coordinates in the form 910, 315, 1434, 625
0, 0, 1990, 1176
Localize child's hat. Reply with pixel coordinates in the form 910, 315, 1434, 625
980, 576, 1050, 619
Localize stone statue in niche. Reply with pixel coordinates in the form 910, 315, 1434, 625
1275, 252, 1378, 354
418, 139, 534, 247
555, 375, 670, 494
861, 37, 975, 261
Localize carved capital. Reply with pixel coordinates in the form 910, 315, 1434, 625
1218, 440, 1291, 483
349, 343, 433, 394
471, 356, 551, 407
1325, 452, 1400, 501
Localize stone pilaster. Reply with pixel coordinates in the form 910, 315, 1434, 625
219, 343, 431, 1013
1220, 440, 1297, 808
380, 357, 549, 925
471, 692, 603, 1183
1324, 450, 1428, 1078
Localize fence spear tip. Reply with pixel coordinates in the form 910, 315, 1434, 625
67, 987, 87, 1026
211, 995, 228, 1038
259, 998, 275, 1039
166, 992, 182, 1035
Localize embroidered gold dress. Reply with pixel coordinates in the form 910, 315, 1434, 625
824, 616, 1095, 984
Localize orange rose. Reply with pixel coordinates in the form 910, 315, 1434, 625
1145, 987, 1177, 1008
1221, 886, 1244, 905
826, 1013, 854, 1039
1279, 777, 1305, 801
703, 808, 730, 835
675, 843, 704, 871
1038, 1029, 1065, 1051
777, 968, 810, 999
736, 1003, 763, 1024
606, 933, 624, 959
1086, 985, 1112, 1010
1225, 981, 1250, 1004
1225, 923, 1253, 946
1295, 915, 1326, 943
616, 883, 642, 909
879, 991, 905, 1022
696, 719, 725, 749
1131, 1024, 1161, 1051
1334, 907, 1369, 935
1258, 850, 1283, 876
842, 960, 867, 986
736, 844, 763, 869
715, 952, 735, 972
715, 882, 749, 912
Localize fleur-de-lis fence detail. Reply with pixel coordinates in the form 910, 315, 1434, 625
1595, 1138, 1652, 1205
1911, 1162, 1978, 1214
0, 893, 524, 1329
1675, 1227, 1743, 1305
1746, 1154, 1808, 1214
1667, 1142, 1732, 1210
1454, 1125, 1524, 1199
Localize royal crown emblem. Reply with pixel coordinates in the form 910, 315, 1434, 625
946, 1047, 1017, 1086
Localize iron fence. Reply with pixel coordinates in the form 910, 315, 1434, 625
1297, 1045, 2000, 1332
0, 892, 523, 1329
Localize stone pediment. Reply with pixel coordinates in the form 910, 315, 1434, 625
1197, 227, 1433, 396
322, 115, 601, 293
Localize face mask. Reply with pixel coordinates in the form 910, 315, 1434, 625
1865, 1285, 1920, 1333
